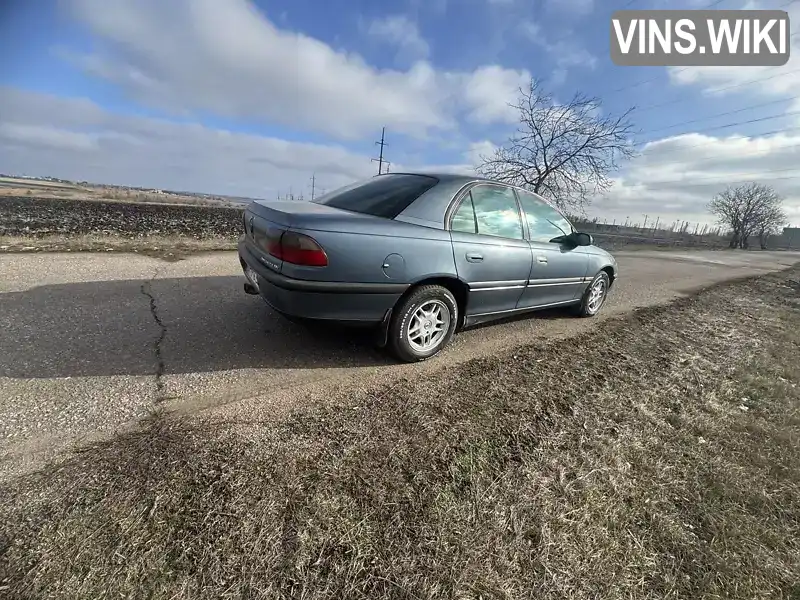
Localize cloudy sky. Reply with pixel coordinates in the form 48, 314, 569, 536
1, 0, 799, 227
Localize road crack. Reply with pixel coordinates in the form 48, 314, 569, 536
140, 278, 167, 401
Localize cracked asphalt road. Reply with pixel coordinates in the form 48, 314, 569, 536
1, 248, 799, 478
139, 278, 168, 399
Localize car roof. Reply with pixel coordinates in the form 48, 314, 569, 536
376, 171, 492, 186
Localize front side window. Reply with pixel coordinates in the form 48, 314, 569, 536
459, 184, 523, 240
515, 189, 573, 243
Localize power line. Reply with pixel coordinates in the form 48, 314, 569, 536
642, 123, 800, 152
636, 107, 800, 145
613, 172, 800, 190
637, 96, 798, 136
632, 67, 800, 114
635, 165, 800, 186
630, 137, 800, 172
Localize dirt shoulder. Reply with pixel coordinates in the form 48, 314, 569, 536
1, 265, 798, 598
0, 233, 237, 260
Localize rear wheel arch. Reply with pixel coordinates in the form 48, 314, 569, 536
387, 283, 460, 362
400, 276, 469, 330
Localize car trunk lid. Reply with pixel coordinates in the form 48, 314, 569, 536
245, 201, 357, 274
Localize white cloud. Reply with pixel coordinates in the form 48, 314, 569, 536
0, 87, 480, 198
465, 140, 498, 165
61, 0, 529, 140
591, 133, 800, 227
666, 1, 800, 113
517, 19, 597, 82
0, 123, 99, 152
0, 87, 375, 198
365, 15, 430, 64
458, 66, 530, 124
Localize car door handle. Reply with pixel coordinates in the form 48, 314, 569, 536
466, 252, 483, 263
536, 256, 548, 263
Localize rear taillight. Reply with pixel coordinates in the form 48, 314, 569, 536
265, 230, 328, 267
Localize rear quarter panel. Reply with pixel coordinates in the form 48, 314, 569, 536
281, 219, 458, 285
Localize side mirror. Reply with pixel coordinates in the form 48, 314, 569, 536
573, 232, 593, 246
551, 232, 593, 247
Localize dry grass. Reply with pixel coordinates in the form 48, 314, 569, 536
0, 233, 237, 259
1, 269, 799, 599
0, 178, 244, 207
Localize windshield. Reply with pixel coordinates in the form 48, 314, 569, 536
311, 174, 438, 219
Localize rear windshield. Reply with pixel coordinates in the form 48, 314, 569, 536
311, 174, 438, 219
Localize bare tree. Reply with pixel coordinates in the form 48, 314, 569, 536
755, 197, 786, 249
707, 182, 786, 250
477, 79, 636, 212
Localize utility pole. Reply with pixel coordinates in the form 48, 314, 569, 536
310, 173, 316, 200
642, 214, 648, 229
371, 127, 387, 175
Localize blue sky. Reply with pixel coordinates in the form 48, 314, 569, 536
1, 0, 799, 225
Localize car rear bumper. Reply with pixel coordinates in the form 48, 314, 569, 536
238, 237, 407, 324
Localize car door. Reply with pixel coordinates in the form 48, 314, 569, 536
449, 183, 533, 316
514, 189, 591, 308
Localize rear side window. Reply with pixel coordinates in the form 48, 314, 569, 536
451, 185, 523, 240
311, 174, 438, 218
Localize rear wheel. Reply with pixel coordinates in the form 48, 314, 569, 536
574, 271, 610, 317
388, 285, 458, 362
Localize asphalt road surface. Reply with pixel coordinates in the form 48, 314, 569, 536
2, 249, 799, 477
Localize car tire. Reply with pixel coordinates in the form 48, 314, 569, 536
388, 285, 458, 363
573, 270, 611, 317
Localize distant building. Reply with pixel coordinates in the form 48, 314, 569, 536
783, 227, 800, 248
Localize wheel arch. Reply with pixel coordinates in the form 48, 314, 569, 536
375, 274, 470, 348
599, 264, 617, 287
403, 275, 470, 330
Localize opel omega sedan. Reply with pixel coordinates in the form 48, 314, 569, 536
238, 172, 618, 362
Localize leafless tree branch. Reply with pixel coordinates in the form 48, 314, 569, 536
477, 79, 637, 212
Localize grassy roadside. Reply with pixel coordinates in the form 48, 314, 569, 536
0, 234, 237, 260
1, 268, 799, 599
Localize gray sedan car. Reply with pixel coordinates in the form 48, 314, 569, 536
238, 172, 617, 362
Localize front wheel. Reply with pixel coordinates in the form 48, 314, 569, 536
574, 271, 610, 317
388, 285, 458, 363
